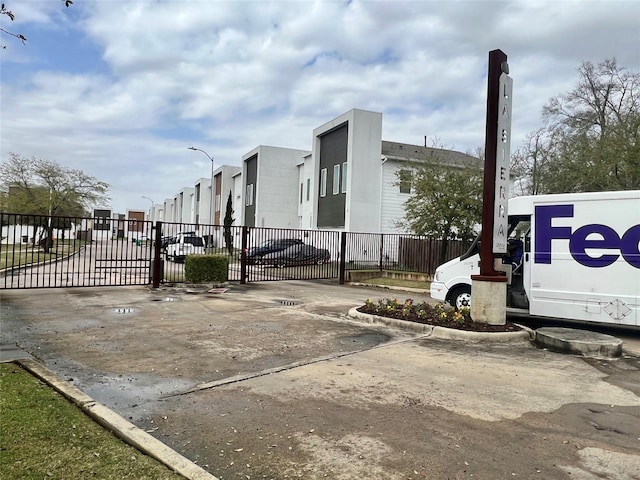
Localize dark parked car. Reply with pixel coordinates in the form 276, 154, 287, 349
261, 244, 330, 268
246, 238, 304, 264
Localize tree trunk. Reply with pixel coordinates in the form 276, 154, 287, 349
439, 237, 449, 265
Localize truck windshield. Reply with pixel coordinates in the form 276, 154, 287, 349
460, 215, 531, 260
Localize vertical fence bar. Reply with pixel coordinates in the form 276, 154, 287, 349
379, 234, 383, 272
152, 221, 162, 288
339, 231, 347, 284
240, 226, 248, 284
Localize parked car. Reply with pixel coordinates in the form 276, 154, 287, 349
246, 238, 304, 264
261, 244, 330, 268
165, 233, 205, 263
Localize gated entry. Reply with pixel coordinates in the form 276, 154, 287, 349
160, 223, 341, 284
0, 213, 155, 289
1, 213, 466, 289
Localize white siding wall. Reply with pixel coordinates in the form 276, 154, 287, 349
245, 146, 310, 229
297, 155, 313, 229
380, 160, 412, 234
232, 173, 243, 226
193, 177, 210, 225
177, 187, 194, 223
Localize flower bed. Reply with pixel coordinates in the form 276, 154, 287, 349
357, 298, 522, 333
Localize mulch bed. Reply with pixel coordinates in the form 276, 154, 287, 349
356, 303, 522, 333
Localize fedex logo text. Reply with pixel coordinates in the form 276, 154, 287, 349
535, 204, 640, 269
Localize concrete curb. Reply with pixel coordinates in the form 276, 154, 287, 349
348, 307, 533, 342
17, 358, 219, 480
348, 307, 434, 333
535, 327, 623, 358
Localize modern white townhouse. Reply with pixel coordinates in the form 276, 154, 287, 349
158, 108, 479, 235
241, 145, 312, 228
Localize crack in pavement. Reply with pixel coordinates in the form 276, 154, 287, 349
163, 333, 431, 398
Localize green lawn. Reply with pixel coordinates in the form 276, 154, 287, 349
0, 363, 183, 480
0, 240, 85, 270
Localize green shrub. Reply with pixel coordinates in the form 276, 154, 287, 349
184, 254, 228, 283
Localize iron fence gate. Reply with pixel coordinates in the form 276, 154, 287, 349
0, 213, 155, 289
2, 213, 469, 289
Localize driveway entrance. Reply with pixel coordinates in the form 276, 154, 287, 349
2, 281, 639, 480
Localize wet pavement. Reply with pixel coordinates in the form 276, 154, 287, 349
1, 280, 639, 480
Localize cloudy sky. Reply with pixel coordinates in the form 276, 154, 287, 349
1, 0, 639, 214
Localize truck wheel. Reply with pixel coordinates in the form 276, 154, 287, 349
450, 286, 471, 310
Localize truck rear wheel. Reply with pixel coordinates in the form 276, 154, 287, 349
450, 286, 471, 310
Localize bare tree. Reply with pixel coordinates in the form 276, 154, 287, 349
0, 153, 109, 251
514, 59, 640, 194
543, 58, 640, 139
1, 1, 73, 48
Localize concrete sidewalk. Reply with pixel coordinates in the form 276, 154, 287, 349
2, 281, 639, 480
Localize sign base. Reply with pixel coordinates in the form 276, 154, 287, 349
470, 276, 507, 325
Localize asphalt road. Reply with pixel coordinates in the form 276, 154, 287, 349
1, 280, 639, 480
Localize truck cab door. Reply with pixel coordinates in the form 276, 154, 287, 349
522, 229, 532, 303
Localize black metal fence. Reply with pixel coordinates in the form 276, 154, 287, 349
1, 213, 469, 289
0, 213, 155, 288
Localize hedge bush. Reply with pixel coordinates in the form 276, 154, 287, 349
184, 254, 228, 283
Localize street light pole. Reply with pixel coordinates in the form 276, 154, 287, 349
141, 196, 154, 221
187, 147, 215, 226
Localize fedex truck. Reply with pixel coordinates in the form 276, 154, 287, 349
430, 190, 640, 327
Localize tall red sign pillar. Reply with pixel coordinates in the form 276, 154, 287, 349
471, 49, 513, 325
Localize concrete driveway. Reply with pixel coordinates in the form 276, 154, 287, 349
1, 280, 639, 480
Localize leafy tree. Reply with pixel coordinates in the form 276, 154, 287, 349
223, 191, 234, 255
398, 151, 483, 263
512, 58, 640, 194
1, 1, 73, 48
0, 153, 109, 251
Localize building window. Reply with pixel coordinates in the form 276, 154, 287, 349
246, 184, 254, 206
306, 178, 310, 201
399, 169, 412, 194
215, 194, 221, 212
300, 183, 303, 204
320, 169, 327, 197
195, 184, 200, 201
333, 165, 340, 195
341, 162, 348, 193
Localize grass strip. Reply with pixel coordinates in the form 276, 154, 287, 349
0, 363, 183, 480
360, 276, 431, 290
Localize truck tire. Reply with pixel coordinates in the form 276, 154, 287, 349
450, 286, 471, 310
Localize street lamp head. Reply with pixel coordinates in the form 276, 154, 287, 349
187, 146, 214, 163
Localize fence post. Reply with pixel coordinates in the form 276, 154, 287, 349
151, 221, 162, 288
240, 226, 248, 284
339, 231, 347, 284
379, 234, 384, 272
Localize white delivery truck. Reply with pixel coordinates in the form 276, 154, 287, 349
430, 190, 640, 327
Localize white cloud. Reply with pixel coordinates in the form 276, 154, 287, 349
1, 0, 638, 213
